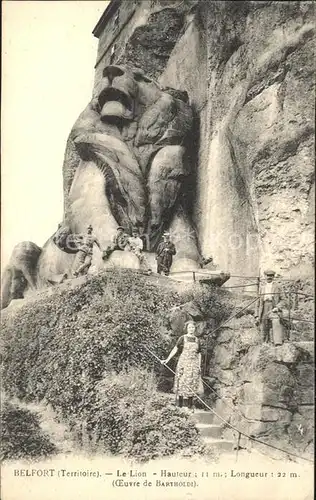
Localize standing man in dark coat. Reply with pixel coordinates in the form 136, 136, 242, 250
255, 269, 283, 343
156, 232, 176, 276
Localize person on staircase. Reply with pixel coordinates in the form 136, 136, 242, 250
161, 320, 203, 411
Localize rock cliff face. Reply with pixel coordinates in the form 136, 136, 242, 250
207, 316, 314, 459
203, 1, 315, 278
93, 0, 315, 279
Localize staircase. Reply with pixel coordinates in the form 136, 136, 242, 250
164, 393, 238, 455
192, 409, 237, 454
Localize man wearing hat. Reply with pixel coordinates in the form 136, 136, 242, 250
156, 232, 176, 276
73, 225, 102, 277
102, 226, 129, 261
255, 270, 283, 343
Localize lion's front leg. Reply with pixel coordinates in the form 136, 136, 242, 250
147, 145, 200, 270
168, 206, 200, 272
72, 132, 147, 237
147, 145, 188, 245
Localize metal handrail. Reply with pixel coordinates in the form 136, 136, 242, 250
142, 344, 313, 463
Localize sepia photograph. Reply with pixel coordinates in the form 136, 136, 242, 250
1, 1, 314, 499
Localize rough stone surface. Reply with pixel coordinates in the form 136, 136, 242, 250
207, 311, 313, 458
201, 1, 315, 277
118, 8, 185, 79
274, 343, 302, 364
94, 1, 315, 279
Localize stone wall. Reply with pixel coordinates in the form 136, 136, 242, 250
206, 306, 314, 459
92, 0, 315, 280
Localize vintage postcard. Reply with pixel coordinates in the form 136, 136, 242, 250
1, 1, 314, 499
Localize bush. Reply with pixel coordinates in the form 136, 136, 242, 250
1, 399, 56, 461
184, 284, 234, 325
1, 269, 233, 460
81, 369, 204, 462
1, 270, 189, 448
1, 270, 181, 407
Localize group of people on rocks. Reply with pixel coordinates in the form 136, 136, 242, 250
71, 224, 177, 278
54, 224, 291, 414
58, 224, 288, 354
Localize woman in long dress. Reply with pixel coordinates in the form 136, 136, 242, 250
268, 307, 285, 346
161, 320, 202, 409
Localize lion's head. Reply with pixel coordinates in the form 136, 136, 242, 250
95, 65, 163, 124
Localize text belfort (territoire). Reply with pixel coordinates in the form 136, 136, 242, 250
12, 468, 300, 481
12, 469, 200, 479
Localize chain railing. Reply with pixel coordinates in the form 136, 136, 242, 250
168, 269, 314, 340
142, 344, 313, 464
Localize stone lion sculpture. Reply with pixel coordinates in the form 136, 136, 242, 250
1, 65, 200, 308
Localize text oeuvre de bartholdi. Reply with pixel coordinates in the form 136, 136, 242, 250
13, 467, 301, 488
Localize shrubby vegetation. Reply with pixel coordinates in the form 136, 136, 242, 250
1, 269, 233, 460
181, 282, 234, 324
1, 399, 56, 461
73, 370, 204, 462
2, 271, 179, 401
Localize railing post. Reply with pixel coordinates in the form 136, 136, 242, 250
193, 271, 196, 282
235, 431, 241, 462
294, 283, 299, 311
288, 292, 291, 341
203, 335, 209, 377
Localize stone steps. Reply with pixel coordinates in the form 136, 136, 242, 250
164, 396, 243, 456
195, 422, 223, 438
192, 409, 237, 455
203, 437, 236, 452
192, 409, 216, 425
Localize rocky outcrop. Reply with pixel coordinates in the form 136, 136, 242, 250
163, 284, 313, 459
206, 310, 314, 460
118, 8, 185, 79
